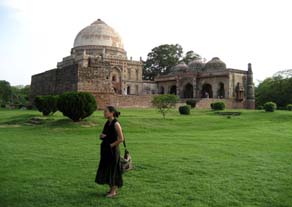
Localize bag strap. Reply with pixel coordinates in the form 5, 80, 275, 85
123, 136, 127, 149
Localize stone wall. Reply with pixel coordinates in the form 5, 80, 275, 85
194, 98, 253, 109
30, 64, 78, 101
90, 93, 155, 109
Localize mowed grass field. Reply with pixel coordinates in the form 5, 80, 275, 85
0, 108, 292, 207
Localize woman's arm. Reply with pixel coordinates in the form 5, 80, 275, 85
110, 122, 124, 148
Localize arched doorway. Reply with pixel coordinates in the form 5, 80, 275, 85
127, 86, 131, 95
170, 85, 177, 95
160, 86, 165, 94
218, 82, 225, 98
201, 83, 213, 98
183, 83, 193, 98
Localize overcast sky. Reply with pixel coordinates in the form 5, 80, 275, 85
0, 0, 291, 86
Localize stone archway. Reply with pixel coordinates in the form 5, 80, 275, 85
111, 67, 122, 94
170, 85, 177, 95
127, 86, 131, 95
159, 86, 165, 94
201, 83, 213, 98
217, 82, 225, 98
183, 83, 193, 98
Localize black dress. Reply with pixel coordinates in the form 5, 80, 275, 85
95, 118, 123, 188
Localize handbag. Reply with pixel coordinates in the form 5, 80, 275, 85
120, 137, 133, 173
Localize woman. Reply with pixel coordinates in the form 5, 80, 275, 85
95, 106, 124, 198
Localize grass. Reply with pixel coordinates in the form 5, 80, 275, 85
0, 108, 292, 207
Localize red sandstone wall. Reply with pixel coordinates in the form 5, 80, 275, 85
91, 93, 254, 110
92, 93, 155, 109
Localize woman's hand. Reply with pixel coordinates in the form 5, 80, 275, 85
100, 133, 107, 139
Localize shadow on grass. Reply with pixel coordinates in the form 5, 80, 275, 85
0, 114, 38, 125
0, 114, 98, 128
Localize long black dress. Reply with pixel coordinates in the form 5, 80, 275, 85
95, 118, 123, 188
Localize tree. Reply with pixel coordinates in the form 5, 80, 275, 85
143, 44, 183, 80
152, 94, 179, 119
181, 50, 201, 64
255, 76, 292, 108
0, 80, 12, 105
11, 85, 30, 106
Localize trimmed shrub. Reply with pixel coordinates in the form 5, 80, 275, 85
263, 102, 277, 112
287, 104, 292, 111
179, 105, 191, 115
186, 99, 196, 108
211, 102, 225, 110
57, 92, 97, 122
34, 95, 58, 116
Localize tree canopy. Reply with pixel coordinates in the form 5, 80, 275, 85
255, 75, 292, 108
142, 44, 202, 80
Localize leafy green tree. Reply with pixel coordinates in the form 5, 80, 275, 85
181, 50, 201, 64
0, 80, 12, 105
152, 94, 179, 119
11, 85, 30, 106
255, 76, 292, 108
143, 44, 183, 80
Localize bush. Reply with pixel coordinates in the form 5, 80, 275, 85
57, 92, 97, 122
152, 94, 179, 119
263, 102, 277, 112
287, 104, 292, 111
179, 105, 191, 115
256, 105, 264, 110
34, 95, 58, 116
210, 102, 225, 110
186, 99, 196, 108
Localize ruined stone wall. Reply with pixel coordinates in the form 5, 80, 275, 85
30, 64, 78, 101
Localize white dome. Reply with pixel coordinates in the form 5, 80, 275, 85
73, 19, 124, 49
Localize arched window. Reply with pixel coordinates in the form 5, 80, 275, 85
112, 75, 116, 82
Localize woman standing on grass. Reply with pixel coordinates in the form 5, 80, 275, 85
95, 106, 124, 198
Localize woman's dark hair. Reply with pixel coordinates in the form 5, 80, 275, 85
107, 106, 121, 118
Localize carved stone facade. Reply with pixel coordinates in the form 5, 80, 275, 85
155, 58, 255, 109
30, 19, 255, 109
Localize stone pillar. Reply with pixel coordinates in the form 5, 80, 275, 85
246, 63, 255, 109
192, 77, 197, 98
176, 76, 180, 97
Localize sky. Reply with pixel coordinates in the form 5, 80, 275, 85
0, 0, 292, 86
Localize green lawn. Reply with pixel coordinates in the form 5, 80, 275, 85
0, 108, 292, 207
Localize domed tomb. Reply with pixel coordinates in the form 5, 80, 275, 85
204, 57, 226, 71
72, 19, 126, 57
188, 59, 205, 71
